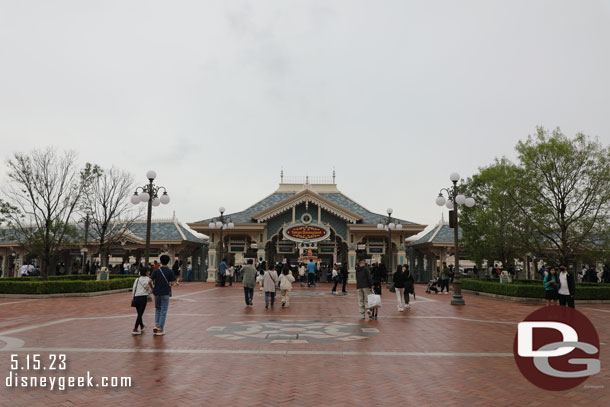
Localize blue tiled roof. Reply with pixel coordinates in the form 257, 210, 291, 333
195, 191, 421, 226
408, 223, 462, 246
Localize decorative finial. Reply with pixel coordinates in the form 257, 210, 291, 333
280, 168, 284, 183
306, 174, 309, 184
333, 167, 336, 184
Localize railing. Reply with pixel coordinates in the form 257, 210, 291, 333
281, 175, 335, 184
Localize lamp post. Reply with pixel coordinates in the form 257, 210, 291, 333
377, 208, 403, 277
435, 172, 475, 305
208, 207, 234, 286
130, 170, 170, 267
78, 213, 90, 274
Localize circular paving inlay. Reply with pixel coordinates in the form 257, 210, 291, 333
206, 320, 379, 344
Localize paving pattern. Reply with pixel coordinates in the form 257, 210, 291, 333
0, 282, 608, 406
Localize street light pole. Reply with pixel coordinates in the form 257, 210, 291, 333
209, 207, 234, 286
377, 208, 402, 278
435, 172, 476, 306
131, 170, 171, 268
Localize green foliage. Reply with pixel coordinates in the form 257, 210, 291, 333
512, 128, 610, 264
462, 278, 610, 300
0, 277, 135, 294
461, 158, 528, 266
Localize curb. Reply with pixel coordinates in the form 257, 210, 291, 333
0, 288, 131, 299
463, 289, 610, 304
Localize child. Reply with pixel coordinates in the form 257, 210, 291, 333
279, 265, 295, 307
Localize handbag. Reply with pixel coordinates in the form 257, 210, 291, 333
130, 277, 139, 307
367, 291, 382, 308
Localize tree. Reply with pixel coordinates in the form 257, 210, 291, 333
82, 167, 141, 267
1, 148, 101, 278
461, 159, 530, 271
510, 127, 610, 266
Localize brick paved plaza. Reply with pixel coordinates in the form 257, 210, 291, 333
0, 282, 608, 406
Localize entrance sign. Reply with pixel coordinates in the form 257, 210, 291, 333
283, 224, 330, 243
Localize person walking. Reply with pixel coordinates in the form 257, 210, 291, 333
263, 264, 279, 308
148, 254, 175, 336
404, 265, 415, 309
393, 265, 406, 311
331, 265, 340, 294
341, 262, 348, 294
131, 266, 152, 335
219, 258, 228, 287
279, 265, 295, 308
557, 266, 576, 308
543, 266, 559, 306
298, 263, 306, 287
172, 258, 181, 286
356, 259, 373, 320
307, 259, 316, 287
241, 259, 257, 307
370, 263, 382, 319
227, 263, 235, 287
440, 262, 451, 294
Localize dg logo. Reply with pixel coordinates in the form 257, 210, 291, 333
513, 307, 601, 391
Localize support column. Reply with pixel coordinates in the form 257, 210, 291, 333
348, 246, 357, 284
206, 247, 217, 283
1, 251, 7, 278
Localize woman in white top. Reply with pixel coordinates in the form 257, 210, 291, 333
263, 264, 279, 308
131, 267, 152, 335
279, 265, 296, 308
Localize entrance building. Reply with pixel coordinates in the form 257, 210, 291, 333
188, 174, 426, 283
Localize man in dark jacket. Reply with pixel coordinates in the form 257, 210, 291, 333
557, 265, 576, 308
586, 265, 598, 282
356, 259, 373, 319
340, 263, 348, 294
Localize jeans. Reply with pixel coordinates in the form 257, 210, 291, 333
186, 270, 192, 281
331, 278, 338, 292
341, 276, 347, 293
441, 279, 450, 293
154, 294, 170, 331
228, 276, 233, 286
308, 273, 316, 286
265, 291, 276, 306
133, 296, 148, 330
244, 287, 254, 305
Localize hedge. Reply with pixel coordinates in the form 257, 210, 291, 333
0, 274, 136, 282
0, 277, 136, 294
461, 279, 610, 300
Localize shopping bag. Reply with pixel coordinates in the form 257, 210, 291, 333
367, 292, 382, 308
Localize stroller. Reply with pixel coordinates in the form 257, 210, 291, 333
425, 277, 440, 294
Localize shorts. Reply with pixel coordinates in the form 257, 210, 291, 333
545, 290, 558, 300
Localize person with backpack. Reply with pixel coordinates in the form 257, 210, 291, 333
148, 254, 175, 336
263, 264, 279, 308
131, 266, 152, 335
279, 265, 295, 308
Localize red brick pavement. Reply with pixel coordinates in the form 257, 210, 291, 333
0, 283, 608, 406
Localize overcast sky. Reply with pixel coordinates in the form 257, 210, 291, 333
1, 0, 610, 237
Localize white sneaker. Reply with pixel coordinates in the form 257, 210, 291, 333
405, 304, 411, 308
361, 313, 365, 320
398, 308, 404, 312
